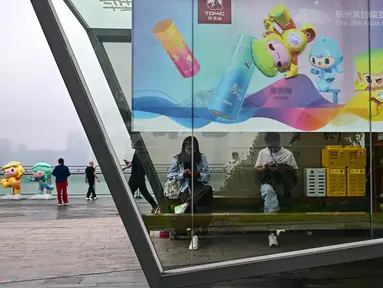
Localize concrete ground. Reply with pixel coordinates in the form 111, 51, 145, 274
0, 197, 383, 287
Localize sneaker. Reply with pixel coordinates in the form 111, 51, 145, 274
151, 206, 161, 214
268, 233, 279, 247
86, 197, 90, 200
57, 203, 62, 206
174, 204, 188, 214
189, 235, 199, 251
64, 203, 69, 206
93, 196, 98, 200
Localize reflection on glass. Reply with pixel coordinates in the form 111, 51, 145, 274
370, 0, 383, 240
54, 0, 164, 265
65, 0, 383, 273
254, 132, 298, 247
168, 136, 213, 251
186, 133, 371, 266
103, 34, 374, 267
123, 141, 160, 213
68, 0, 132, 29
373, 134, 383, 236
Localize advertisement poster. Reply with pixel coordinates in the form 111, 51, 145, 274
132, 0, 383, 132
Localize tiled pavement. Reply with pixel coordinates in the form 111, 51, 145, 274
0, 197, 139, 223
2, 264, 383, 288
1, 198, 383, 287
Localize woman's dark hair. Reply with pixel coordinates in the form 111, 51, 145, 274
179, 136, 202, 164
58, 158, 64, 165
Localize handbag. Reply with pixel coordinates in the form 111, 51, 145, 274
163, 159, 182, 199
163, 179, 181, 199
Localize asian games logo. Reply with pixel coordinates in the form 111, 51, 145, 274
207, 0, 224, 11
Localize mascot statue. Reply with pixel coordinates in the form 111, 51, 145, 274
0, 161, 25, 200
28, 162, 55, 200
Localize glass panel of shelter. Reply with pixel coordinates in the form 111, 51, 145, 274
63, 0, 383, 272
68, 0, 132, 29
52, 0, 133, 170
104, 23, 205, 268
131, 0, 377, 268
53, 0, 176, 270
371, 0, 383, 240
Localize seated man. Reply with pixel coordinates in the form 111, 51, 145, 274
254, 132, 298, 247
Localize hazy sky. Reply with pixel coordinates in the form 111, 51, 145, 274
0, 0, 133, 158
0, 0, 83, 150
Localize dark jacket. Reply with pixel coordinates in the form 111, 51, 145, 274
131, 151, 145, 178
52, 165, 71, 183
259, 164, 297, 207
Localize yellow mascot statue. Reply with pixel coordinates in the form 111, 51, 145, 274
0, 161, 25, 200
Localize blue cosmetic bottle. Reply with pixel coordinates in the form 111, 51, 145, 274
208, 34, 256, 120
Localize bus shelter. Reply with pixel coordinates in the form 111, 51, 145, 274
31, 0, 383, 287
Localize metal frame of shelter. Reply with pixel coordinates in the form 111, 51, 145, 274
61, 0, 166, 209
31, 0, 383, 288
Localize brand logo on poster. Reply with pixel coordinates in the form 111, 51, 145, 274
100, 0, 132, 11
198, 0, 232, 24
207, 0, 223, 11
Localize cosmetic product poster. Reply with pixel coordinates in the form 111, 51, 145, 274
132, 0, 383, 132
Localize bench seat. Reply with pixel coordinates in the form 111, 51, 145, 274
143, 212, 383, 231
162, 195, 369, 213
164, 196, 259, 212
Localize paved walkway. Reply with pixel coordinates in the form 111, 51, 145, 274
2, 262, 383, 288
0, 198, 383, 287
0, 197, 150, 223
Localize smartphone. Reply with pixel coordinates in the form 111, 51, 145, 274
183, 161, 191, 171
183, 161, 198, 179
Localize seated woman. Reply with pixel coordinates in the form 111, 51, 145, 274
167, 136, 213, 250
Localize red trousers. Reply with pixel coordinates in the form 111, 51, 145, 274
56, 181, 68, 204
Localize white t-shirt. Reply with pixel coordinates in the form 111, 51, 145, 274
255, 147, 298, 169
223, 159, 241, 174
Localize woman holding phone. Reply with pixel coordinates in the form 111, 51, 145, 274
167, 136, 213, 250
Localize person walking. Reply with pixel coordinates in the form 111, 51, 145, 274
85, 161, 100, 200
123, 141, 159, 213
52, 158, 71, 206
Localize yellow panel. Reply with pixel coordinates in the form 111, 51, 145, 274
344, 146, 367, 168
322, 146, 347, 168
326, 168, 347, 196
347, 168, 366, 196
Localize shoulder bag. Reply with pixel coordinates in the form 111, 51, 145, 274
163, 159, 181, 199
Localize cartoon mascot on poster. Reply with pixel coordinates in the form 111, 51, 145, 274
28, 162, 55, 200
252, 4, 316, 79
0, 161, 25, 200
